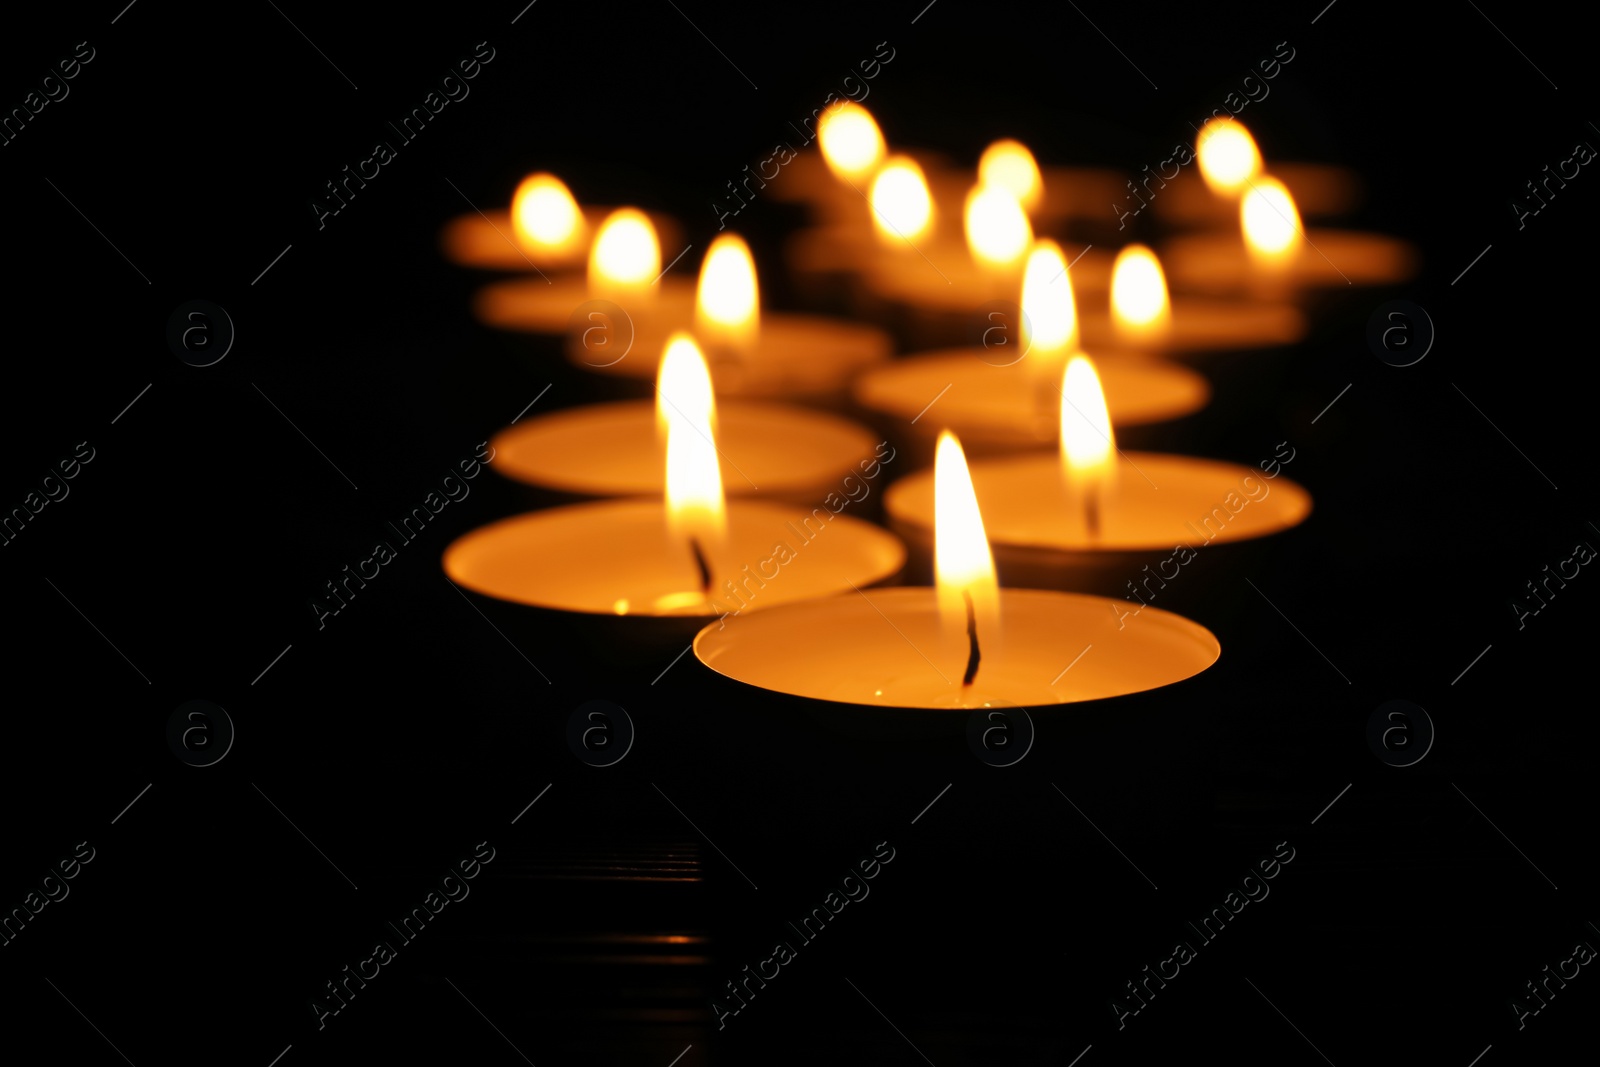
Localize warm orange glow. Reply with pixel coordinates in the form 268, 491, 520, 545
1019, 239, 1078, 359
1241, 176, 1303, 265
933, 431, 1000, 643
1196, 119, 1263, 196
978, 139, 1043, 213
657, 333, 726, 547
1059, 356, 1117, 538
964, 183, 1033, 270
588, 208, 660, 299
818, 102, 887, 183
511, 173, 585, 258
694, 234, 760, 353
1110, 244, 1171, 344
869, 156, 934, 245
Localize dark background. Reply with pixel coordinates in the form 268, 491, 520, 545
0, 1, 1594, 1064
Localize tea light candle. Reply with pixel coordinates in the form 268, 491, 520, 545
1073, 244, 1307, 354
693, 431, 1220, 709
492, 334, 884, 504
1161, 175, 1417, 294
444, 335, 904, 620
883, 355, 1312, 592
1153, 119, 1360, 225
851, 241, 1210, 459
473, 208, 695, 333
566, 233, 891, 403
976, 138, 1126, 226
440, 173, 683, 272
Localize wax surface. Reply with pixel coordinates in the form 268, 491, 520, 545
564, 312, 891, 400
853, 350, 1210, 447
490, 399, 880, 498
474, 276, 696, 335
1161, 230, 1418, 292
1077, 297, 1307, 353
885, 451, 1312, 552
695, 587, 1220, 707
439, 208, 682, 272
443, 499, 905, 617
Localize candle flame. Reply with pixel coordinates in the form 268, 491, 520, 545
588, 208, 660, 299
511, 173, 585, 257
1019, 239, 1078, 358
978, 139, 1043, 213
657, 333, 726, 547
1059, 355, 1116, 477
964, 183, 1033, 269
818, 101, 887, 183
1196, 118, 1263, 196
934, 430, 999, 645
1110, 244, 1171, 344
1241, 176, 1302, 264
694, 233, 760, 353
870, 155, 934, 245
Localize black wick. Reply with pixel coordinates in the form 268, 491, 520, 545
962, 589, 982, 687
689, 537, 713, 595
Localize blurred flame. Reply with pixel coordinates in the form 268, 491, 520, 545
695, 234, 760, 353
511, 173, 585, 258
978, 140, 1043, 213
1059, 355, 1116, 480
934, 431, 1000, 643
657, 333, 726, 546
1020, 239, 1078, 359
588, 208, 660, 298
964, 183, 1033, 269
1110, 244, 1171, 344
1196, 119, 1263, 196
1241, 176, 1302, 264
870, 156, 934, 245
818, 102, 886, 183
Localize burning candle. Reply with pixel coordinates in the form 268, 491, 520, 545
440, 173, 682, 272
852, 240, 1210, 462
975, 137, 1127, 227
1154, 118, 1361, 225
444, 334, 904, 623
566, 233, 890, 402
882, 355, 1312, 597
473, 207, 698, 334
493, 331, 886, 505
1070, 243, 1306, 354
693, 429, 1220, 709
1162, 172, 1416, 293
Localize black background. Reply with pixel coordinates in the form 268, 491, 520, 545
1, 1, 1595, 1064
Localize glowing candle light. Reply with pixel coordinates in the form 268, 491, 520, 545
1058, 355, 1117, 541
1020, 239, 1078, 359
1195, 118, 1263, 197
1109, 244, 1172, 347
934, 431, 1001, 681
694, 234, 761, 358
1241, 175, 1303, 267
964, 183, 1033, 272
978, 139, 1045, 214
588, 208, 661, 303
870, 155, 935, 246
818, 101, 888, 184
510, 172, 586, 260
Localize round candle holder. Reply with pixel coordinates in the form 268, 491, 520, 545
442, 499, 906, 659
1152, 162, 1361, 226
851, 350, 1211, 466
692, 586, 1220, 736
473, 276, 696, 337
488, 399, 886, 509
439, 207, 682, 273
883, 451, 1312, 618
563, 312, 892, 405
1161, 229, 1419, 295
